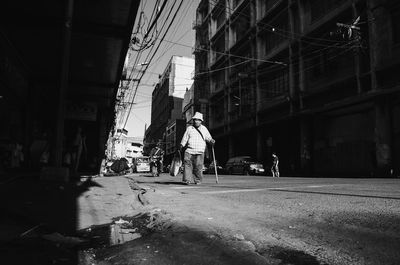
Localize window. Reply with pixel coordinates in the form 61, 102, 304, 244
217, 10, 225, 29
233, 9, 251, 43
211, 71, 225, 93
213, 35, 225, 61
259, 69, 289, 98
210, 97, 224, 127
307, 47, 353, 81
392, 4, 400, 44
310, 0, 346, 22
264, 11, 289, 53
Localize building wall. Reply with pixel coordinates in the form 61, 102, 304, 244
182, 84, 195, 122
170, 56, 195, 98
165, 119, 186, 166
193, 0, 400, 176
148, 56, 194, 157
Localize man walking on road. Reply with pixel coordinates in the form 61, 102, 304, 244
180, 112, 215, 185
271, 152, 279, 177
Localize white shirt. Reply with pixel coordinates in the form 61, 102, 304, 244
180, 125, 212, 154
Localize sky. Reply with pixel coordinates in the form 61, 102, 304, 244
123, 0, 199, 138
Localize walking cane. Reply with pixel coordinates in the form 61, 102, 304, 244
211, 145, 219, 184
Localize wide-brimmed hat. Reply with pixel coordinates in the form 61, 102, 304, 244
192, 112, 203, 121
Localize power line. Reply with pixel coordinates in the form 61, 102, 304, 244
195, 59, 252, 76
143, 0, 169, 40
159, 37, 286, 65
119, 0, 186, 138
254, 44, 356, 105
208, 0, 352, 45
118, 0, 180, 129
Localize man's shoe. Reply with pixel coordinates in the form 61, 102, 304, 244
194, 181, 201, 185
182, 181, 190, 185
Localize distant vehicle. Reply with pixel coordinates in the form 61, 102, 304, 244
132, 156, 150, 173
110, 157, 130, 174
225, 156, 265, 175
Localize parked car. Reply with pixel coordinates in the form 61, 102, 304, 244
225, 156, 265, 175
132, 156, 150, 173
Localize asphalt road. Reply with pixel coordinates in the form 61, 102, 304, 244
132, 173, 400, 265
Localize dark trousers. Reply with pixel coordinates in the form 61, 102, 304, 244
183, 152, 204, 183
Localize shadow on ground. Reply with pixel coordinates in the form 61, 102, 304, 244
78, 211, 273, 265
0, 176, 103, 265
257, 246, 323, 265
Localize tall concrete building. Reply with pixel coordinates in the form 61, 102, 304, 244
193, 0, 400, 176
182, 84, 195, 122
145, 56, 194, 154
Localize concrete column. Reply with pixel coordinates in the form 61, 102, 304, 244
300, 118, 312, 175
298, 44, 305, 109
367, 0, 391, 91
256, 128, 263, 162
228, 135, 234, 158
297, 0, 306, 109
352, 1, 363, 94
54, 0, 74, 167
288, 1, 296, 114
42, 0, 74, 181
374, 99, 392, 176
367, 0, 393, 176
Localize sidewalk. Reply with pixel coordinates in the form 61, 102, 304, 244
1, 174, 279, 265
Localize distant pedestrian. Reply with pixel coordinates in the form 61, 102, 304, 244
179, 112, 215, 185
150, 140, 164, 176
271, 152, 279, 178
71, 126, 86, 173
10, 142, 24, 168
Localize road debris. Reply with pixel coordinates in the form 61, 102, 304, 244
114, 218, 129, 225
233, 234, 245, 241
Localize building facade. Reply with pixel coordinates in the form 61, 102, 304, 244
0, 1, 140, 178
108, 129, 144, 160
182, 85, 195, 122
165, 119, 186, 167
145, 56, 194, 153
193, 0, 400, 176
